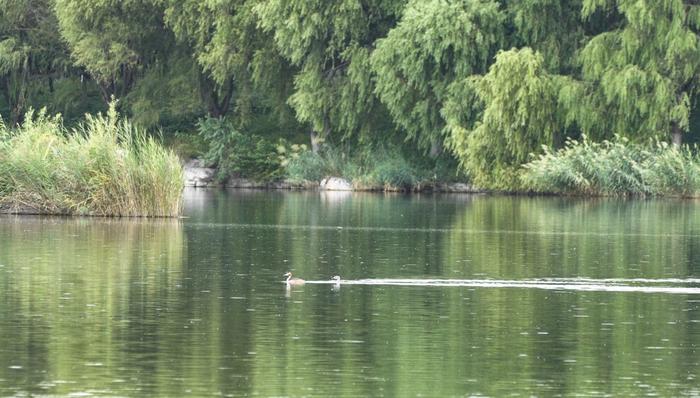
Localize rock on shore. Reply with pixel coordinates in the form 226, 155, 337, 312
320, 177, 353, 191
183, 159, 217, 188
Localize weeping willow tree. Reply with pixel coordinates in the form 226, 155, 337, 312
573, 0, 700, 144
54, 0, 172, 103
0, 0, 68, 125
507, 0, 583, 73
445, 48, 567, 190
164, 0, 257, 120
254, 0, 405, 151
370, 0, 504, 153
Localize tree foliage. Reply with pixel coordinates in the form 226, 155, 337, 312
446, 48, 564, 189
54, 0, 170, 102
0, 0, 68, 124
508, 0, 583, 73
575, 0, 700, 143
255, 0, 405, 143
5, 0, 700, 189
164, 0, 261, 120
371, 0, 505, 149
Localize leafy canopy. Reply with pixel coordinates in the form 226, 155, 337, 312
255, 0, 405, 141
446, 48, 564, 189
371, 0, 505, 149
575, 0, 700, 140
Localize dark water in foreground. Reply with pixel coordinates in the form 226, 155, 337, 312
1, 189, 699, 396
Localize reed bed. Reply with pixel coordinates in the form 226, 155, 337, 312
0, 106, 183, 216
522, 136, 700, 197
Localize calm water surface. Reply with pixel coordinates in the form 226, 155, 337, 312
1, 189, 699, 396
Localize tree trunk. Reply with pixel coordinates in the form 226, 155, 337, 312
672, 122, 682, 147
429, 139, 443, 158
97, 81, 113, 104
199, 73, 234, 118
310, 116, 332, 153
310, 130, 321, 153
1, 77, 13, 124
3, 75, 27, 126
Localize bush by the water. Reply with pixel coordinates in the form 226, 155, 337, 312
522, 136, 700, 197
198, 117, 283, 182
0, 106, 183, 216
284, 146, 422, 190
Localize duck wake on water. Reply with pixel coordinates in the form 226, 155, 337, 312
288, 275, 700, 294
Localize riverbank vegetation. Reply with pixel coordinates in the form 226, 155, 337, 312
283, 145, 462, 191
522, 137, 700, 197
0, 105, 183, 216
4, 1, 700, 195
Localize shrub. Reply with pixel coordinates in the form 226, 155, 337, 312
360, 152, 418, 190
0, 105, 183, 216
197, 117, 283, 182
522, 136, 700, 197
283, 145, 419, 190
284, 150, 328, 183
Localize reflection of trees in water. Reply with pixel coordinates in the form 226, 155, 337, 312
443, 197, 700, 279
0, 217, 185, 395
432, 197, 700, 395
274, 192, 472, 280
182, 217, 261, 396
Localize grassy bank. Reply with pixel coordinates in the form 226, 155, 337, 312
0, 106, 183, 216
522, 136, 700, 197
280, 145, 466, 191
284, 147, 419, 190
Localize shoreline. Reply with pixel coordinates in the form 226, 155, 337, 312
183, 159, 484, 193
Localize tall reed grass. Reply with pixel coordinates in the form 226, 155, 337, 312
0, 105, 183, 216
522, 136, 700, 197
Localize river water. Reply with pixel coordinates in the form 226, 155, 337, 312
1, 189, 699, 396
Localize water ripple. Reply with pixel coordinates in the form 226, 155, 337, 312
302, 278, 700, 294
188, 222, 700, 238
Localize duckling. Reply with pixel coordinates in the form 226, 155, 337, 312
331, 275, 341, 291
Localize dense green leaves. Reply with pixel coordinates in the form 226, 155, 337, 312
508, 0, 583, 72
0, 0, 68, 124
446, 48, 564, 189
576, 0, 700, 142
4, 0, 700, 190
55, 0, 169, 100
255, 0, 404, 142
371, 0, 504, 149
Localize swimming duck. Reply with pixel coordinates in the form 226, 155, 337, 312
283, 272, 305, 285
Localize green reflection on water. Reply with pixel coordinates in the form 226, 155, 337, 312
0, 191, 699, 396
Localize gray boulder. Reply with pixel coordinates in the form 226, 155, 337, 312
183, 159, 217, 187
320, 177, 352, 191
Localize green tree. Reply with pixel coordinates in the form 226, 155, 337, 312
370, 0, 505, 153
508, 0, 583, 73
54, 0, 171, 103
0, 0, 67, 124
575, 0, 700, 145
165, 0, 253, 119
445, 48, 566, 189
255, 0, 405, 151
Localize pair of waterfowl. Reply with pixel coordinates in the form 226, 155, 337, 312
283, 272, 341, 286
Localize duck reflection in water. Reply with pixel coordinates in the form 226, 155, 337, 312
331, 275, 341, 291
